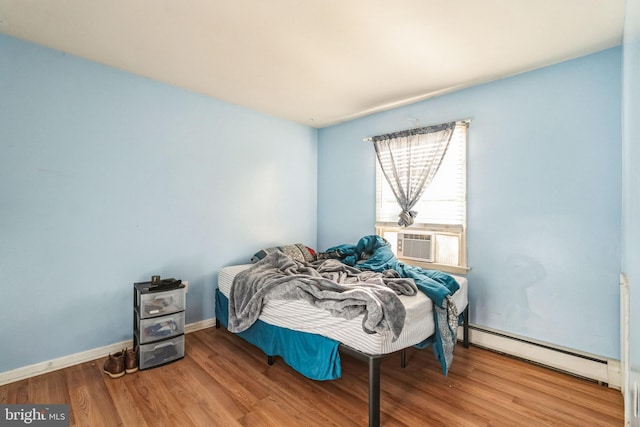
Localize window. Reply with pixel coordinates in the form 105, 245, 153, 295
375, 121, 468, 274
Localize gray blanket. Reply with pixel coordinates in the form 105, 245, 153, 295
228, 251, 418, 341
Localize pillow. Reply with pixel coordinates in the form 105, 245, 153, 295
251, 243, 316, 263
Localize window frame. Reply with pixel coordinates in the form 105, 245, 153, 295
374, 121, 469, 274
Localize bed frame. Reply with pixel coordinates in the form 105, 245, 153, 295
338, 309, 469, 427
215, 291, 469, 427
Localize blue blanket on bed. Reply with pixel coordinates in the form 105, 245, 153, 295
324, 235, 460, 375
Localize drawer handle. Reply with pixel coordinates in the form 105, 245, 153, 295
153, 341, 176, 350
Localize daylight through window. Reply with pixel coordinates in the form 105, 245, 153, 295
375, 121, 468, 273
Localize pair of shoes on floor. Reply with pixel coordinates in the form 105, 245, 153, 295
103, 347, 138, 379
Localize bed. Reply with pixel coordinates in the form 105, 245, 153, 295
215, 235, 469, 427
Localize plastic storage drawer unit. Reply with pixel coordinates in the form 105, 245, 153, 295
133, 278, 186, 370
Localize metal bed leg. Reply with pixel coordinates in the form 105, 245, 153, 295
369, 356, 380, 427
215, 318, 220, 329
400, 349, 406, 368
339, 345, 382, 427
267, 355, 274, 365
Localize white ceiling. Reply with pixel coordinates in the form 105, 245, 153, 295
0, 0, 625, 128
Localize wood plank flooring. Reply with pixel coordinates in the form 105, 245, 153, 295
0, 327, 624, 426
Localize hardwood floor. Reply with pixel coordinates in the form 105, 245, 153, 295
1, 328, 624, 426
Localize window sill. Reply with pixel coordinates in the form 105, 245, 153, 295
398, 258, 470, 275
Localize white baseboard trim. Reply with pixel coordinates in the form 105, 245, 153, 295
2, 319, 621, 390
0, 317, 217, 387
459, 325, 621, 390
184, 318, 217, 334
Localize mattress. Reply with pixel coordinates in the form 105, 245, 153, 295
218, 264, 468, 355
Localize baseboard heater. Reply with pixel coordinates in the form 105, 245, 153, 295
459, 324, 620, 389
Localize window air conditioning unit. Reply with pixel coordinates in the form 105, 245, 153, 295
397, 232, 434, 263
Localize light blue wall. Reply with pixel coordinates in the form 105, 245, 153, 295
623, 0, 640, 378
0, 32, 625, 374
318, 48, 622, 359
0, 35, 318, 373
